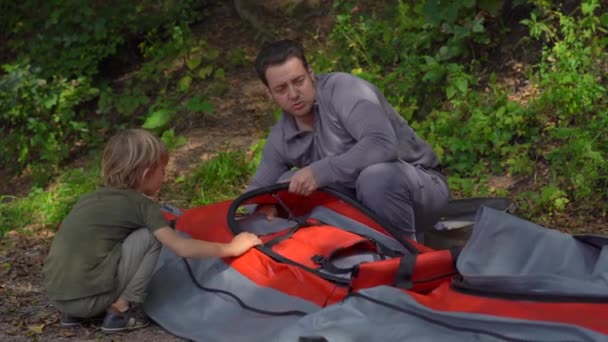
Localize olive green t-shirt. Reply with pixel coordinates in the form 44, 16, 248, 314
43, 187, 168, 301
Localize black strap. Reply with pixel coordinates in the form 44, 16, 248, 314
311, 255, 354, 275
312, 238, 404, 275
264, 223, 303, 249
256, 245, 351, 286
299, 337, 328, 342
182, 258, 307, 317
395, 254, 417, 289
375, 241, 403, 259
449, 246, 462, 268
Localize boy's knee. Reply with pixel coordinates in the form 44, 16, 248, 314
129, 228, 161, 250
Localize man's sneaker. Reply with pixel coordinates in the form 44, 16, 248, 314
101, 304, 149, 333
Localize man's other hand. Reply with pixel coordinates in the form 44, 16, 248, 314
288, 166, 319, 196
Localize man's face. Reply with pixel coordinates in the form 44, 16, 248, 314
265, 57, 315, 119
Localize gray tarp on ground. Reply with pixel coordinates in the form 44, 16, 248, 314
144, 206, 608, 341
269, 286, 605, 342
457, 206, 608, 297
144, 244, 320, 341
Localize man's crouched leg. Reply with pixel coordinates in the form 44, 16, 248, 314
355, 162, 449, 241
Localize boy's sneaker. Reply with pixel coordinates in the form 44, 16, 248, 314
60, 312, 105, 327
101, 304, 150, 333
60, 314, 84, 327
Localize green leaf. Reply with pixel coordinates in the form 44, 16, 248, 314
186, 55, 202, 70
185, 95, 214, 114
496, 106, 506, 117
42, 95, 57, 109
198, 65, 213, 79
454, 78, 468, 93
142, 109, 171, 129
178, 76, 192, 92
214, 68, 225, 80
581, 2, 597, 16
423, 67, 445, 82
161, 129, 188, 149
478, 0, 503, 16
463, 0, 475, 9
422, 0, 460, 25
199, 101, 214, 114
174, 135, 188, 147
446, 85, 456, 99
600, 12, 608, 28
472, 20, 485, 33
204, 48, 220, 60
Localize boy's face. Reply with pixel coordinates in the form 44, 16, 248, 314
139, 161, 167, 197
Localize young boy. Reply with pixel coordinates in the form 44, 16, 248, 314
43, 128, 262, 333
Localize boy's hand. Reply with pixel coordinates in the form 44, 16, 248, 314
227, 232, 262, 257
255, 204, 278, 220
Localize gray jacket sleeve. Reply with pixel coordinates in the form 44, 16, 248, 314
310, 81, 398, 187
246, 138, 290, 192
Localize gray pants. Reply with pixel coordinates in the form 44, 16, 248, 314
283, 161, 450, 240
51, 228, 161, 318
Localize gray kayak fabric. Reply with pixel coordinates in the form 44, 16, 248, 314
144, 206, 608, 341
144, 243, 320, 342
457, 206, 608, 297
234, 214, 299, 235
309, 206, 411, 255
270, 286, 605, 342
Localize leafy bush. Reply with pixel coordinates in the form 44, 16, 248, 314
0, 64, 99, 183
2, 0, 203, 78
320, 0, 608, 220
0, 1, 214, 184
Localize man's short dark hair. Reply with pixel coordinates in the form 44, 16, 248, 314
254, 39, 309, 86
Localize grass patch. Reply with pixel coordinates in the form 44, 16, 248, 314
167, 151, 256, 208
0, 166, 100, 235
0, 144, 262, 236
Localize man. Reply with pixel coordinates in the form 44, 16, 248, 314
247, 39, 449, 240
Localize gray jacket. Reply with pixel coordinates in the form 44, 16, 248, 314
248, 72, 440, 190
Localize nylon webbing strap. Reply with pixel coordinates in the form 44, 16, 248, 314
311, 255, 354, 275
272, 193, 306, 226
264, 224, 302, 249
395, 254, 417, 289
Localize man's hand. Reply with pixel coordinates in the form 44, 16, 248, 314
227, 232, 263, 257
255, 204, 278, 220
288, 166, 319, 196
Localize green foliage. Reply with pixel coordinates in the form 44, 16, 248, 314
522, 0, 608, 212
171, 152, 256, 207
322, 0, 608, 220
1, 2, 223, 183
2, 0, 202, 78
2, 0, 607, 231
0, 166, 99, 235
0, 64, 99, 183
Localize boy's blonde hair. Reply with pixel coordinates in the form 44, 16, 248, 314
101, 129, 168, 189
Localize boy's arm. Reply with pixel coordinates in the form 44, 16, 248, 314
153, 227, 261, 258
